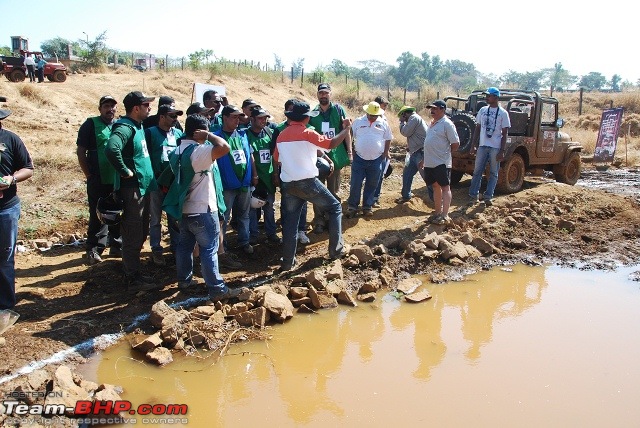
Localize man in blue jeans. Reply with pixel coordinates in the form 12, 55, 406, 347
0, 103, 34, 310
468, 87, 511, 207
163, 114, 242, 301
274, 101, 352, 271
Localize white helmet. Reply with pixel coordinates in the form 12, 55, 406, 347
250, 186, 267, 209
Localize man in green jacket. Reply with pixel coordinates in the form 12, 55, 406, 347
105, 91, 159, 292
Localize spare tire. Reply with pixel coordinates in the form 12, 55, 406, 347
450, 112, 476, 153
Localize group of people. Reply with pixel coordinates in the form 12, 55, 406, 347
21, 51, 47, 83
0, 85, 510, 311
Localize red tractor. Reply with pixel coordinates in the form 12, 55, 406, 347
0, 51, 67, 82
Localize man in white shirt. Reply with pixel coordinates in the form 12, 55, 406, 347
23, 55, 36, 83
346, 101, 392, 217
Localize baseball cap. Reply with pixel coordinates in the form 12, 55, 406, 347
221, 105, 243, 116
158, 95, 175, 106
427, 100, 447, 109
186, 102, 214, 116
317, 83, 331, 92
284, 101, 320, 121
158, 104, 184, 116
250, 108, 270, 118
0, 109, 10, 120
99, 95, 117, 106
242, 99, 259, 109
485, 87, 500, 97
374, 96, 389, 105
123, 91, 155, 109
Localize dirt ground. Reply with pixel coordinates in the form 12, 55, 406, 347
2, 71, 640, 402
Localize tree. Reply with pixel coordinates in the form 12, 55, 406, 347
543, 63, 577, 92
188, 50, 205, 70
291, 58, 305, 78
273, 54, 284, 71
579, 72, 607, 91
41, 37, 79, 59
610, 74, 622, 92
80, 31, 110, 70
0, 46, 11, 56
329, 59, 349, 77
391, 52, 422, 90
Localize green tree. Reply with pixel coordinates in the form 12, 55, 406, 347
391, 52, 422, 90
543, 63, 577, 92
188, 50, 205, 70
41, 37, 80, 59
291, 58, 304, 78
81, 31, 110, 69
610, 74, 622, 92
0, 46, 11, 56
579, 72, 607, 91
329, 59, 349, 77
273, 54, 283, 71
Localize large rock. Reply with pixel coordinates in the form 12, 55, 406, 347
397, 277, 422, 294
262, 290, 294, 322
191, 305, 217, 320
308, 286, 338, 309
146, 347, 173, 365
472, 237, 495, 255
45, 366, 90, 412
423, 232, 440, 250
235, 307, 270, 328
306, 270, 327, 289
289, 286, 309, 299
337, 290, 358, 307
379, 266, 394, 286
150, 300, 186, 329
350, 244, 374, 263
325, 259, 344, 280
131, 332, 163, 353
405, 290, 432, 303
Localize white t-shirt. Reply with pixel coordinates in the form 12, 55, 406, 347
177, 141, 218, 214
476, 106, 511, 149
352, 115, 392, 160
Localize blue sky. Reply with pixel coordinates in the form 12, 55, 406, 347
1, 0, 636, 83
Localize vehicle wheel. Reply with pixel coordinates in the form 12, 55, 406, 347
554, 151, 581, 185
450, 170, 464, 185
496, 153, 525, 194
46, 75, 54, 81
450, 113, 476, 153
9, 69, 25, 82
53, 70, 67, 83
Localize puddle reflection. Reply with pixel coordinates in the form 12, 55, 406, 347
82, 264, 640, 427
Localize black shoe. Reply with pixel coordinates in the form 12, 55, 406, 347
126, 274, 160, 294
267, 234, 282, 244
108, 247, 122, 257
313, 224, 325, 234
209, 287, 242, 302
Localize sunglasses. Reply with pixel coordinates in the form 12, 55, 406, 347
167, 114, 178, 119
140, 103, 151, 107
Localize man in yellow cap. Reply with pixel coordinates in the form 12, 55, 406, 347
346, 101, 392, 217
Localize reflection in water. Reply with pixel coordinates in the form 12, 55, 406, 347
83, 264, 640, 427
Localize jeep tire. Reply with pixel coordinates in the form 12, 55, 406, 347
451, 113, 476, 154
554, 151, 581, 185
53, 70, 67, 83
9, 69, 25, 82
496, 153, 525, 194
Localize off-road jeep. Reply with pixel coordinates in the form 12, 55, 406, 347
0, 51, 67, 83
445, 89, 582, 194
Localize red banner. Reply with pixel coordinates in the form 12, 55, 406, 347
594, 107, 624, 163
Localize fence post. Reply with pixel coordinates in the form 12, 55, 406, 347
301, 68, 304, 88
291, 67, 294, 84
403, 88, 407, 104
387, 84, 390, 101
357, 79, 360, 99
345, 75, 348, 85
579, 88, 583, 116
417, 87, 420, 102
181, 57, 184, 70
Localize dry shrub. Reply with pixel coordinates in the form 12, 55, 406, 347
17, 84, 51, 106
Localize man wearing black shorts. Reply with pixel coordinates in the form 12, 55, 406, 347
420, 100, 459, 224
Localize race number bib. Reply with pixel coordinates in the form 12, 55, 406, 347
232, 149, 247, 165
162, 145, 176, 162
140, 139, 150, 158
321, 122, 336, 138
259, 149, 271, 164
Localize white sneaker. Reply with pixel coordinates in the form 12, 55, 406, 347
297, 231, 310, 244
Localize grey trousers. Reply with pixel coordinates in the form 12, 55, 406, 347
119, 187, 150, 276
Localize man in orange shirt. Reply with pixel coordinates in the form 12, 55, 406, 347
274, 101, 352, 271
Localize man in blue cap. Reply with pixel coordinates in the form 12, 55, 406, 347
468, 87, 511, 207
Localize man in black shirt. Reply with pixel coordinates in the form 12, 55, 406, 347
76, 95, 122, 265
0, 103, 34, 310
143, 95, 184, 131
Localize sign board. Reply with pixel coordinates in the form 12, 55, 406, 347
594, 107, 624, 163
191, 83, 226, 104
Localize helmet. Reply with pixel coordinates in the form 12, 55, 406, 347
96, 193, 123, 225
316, 156, 331, 181
250, 186, 268, 209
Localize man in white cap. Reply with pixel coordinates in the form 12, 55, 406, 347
345, 101, 392, 217
468, 87, 511, 207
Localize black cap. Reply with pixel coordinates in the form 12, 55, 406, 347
158, 104, 184, 116
284, 101, 320, 122
374, 96, 388, 105
317, 83, 331, 92
186, 102, 213, 116
242, 99, 259, 109
158, 95, 175, 106
123, 91, 155, 109
221, 105, 243, 116
99, 95, 117, 106
250, 108, 270, 118
427, 100, 447, 109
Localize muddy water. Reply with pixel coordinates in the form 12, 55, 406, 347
81, 264, 640, 427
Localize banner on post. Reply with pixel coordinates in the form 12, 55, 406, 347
190, 83, 226, 105
594, 107, 624, 163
